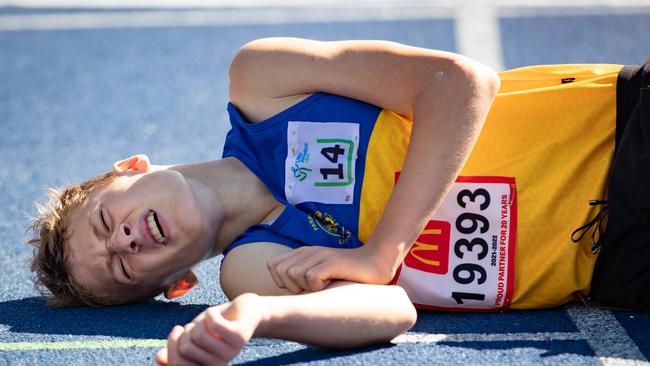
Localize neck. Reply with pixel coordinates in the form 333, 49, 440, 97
170, 158, 280, 257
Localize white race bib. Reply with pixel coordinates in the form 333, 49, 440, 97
285, 121, 359, 205
392, 175, 517, 311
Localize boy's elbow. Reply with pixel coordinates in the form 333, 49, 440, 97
476, 64, 501, 99
423, 56, 500, 112
456, 58, 500, 100
356, 285, 416, 348
404, 302, 418, 331
393, 285, 418, 332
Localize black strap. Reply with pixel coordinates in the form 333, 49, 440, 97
571, 200, 609, 253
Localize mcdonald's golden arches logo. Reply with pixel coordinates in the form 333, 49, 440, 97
404, 220, 451, 275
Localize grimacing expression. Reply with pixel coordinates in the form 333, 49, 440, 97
67, 168, 213, 301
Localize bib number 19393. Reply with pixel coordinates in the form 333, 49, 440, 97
392, 175, 517, 311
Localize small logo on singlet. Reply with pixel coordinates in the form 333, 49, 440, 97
307, 210, 352, 245
561, 77, 576, 84
291, 143, 312, 182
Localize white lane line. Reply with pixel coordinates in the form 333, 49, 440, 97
0, 331, 585, 351
0, 0, 436, 8
3, 0, 650, 9
1, 3, 649, 34
0, 337, 298, 351
499, 6, 650, 17
393, 331, 584, 343
0, 6, 454, 31
455, 1, 504, 71
566, 306, 649, 365
0, 339, 165, 351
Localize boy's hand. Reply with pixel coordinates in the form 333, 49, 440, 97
266, 245, 396, 293
156, 294, 262, 366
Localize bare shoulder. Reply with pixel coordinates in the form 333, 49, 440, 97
220, 242, 294, 300
228, 38, 323, 122
227, 37, 498, 123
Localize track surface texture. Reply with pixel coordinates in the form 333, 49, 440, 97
1, 1, 649, 365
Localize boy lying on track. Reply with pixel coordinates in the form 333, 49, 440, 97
27, 38, 650, 366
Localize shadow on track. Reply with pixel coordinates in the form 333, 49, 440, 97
0, 297, 207, 339
411, 309, 579, 334
236, 344, 396, 366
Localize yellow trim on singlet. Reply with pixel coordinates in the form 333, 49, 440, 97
358, 64, 622, 309
358, 109, 412, 244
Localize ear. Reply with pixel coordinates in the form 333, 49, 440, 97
112, 154, 151, 176
164, 271, 198, 299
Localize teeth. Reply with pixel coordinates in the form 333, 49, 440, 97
147, 211, 165, 244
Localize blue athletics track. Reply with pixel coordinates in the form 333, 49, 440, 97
1, 1, 650, 365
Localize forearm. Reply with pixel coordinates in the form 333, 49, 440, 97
252, 282, 417, 348
367, 60, 500, 278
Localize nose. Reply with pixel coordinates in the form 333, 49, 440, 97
109, 222, 140, 254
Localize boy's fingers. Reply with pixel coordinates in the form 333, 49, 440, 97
268, 250, 312, 293
156, 348, 168, 365
305, 262, 334, 291
280, 251, 317, 292
189, 322, 230, 363
204, 307, 247, 346
266, 250, 293, 268
201, 321, 241, 362
266, 254, 289, 290
201, 309, 251, 363
266, 250, 297, 287
176, 323, 217, 366
287, 253, 329, 291
166, 325, 185, 366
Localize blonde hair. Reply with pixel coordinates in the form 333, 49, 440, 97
27, 172, 123, 307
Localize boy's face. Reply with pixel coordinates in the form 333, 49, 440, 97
67, 167, 214, 301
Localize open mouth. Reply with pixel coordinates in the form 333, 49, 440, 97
146, 210, 166, 245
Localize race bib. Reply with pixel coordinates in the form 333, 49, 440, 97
392, 175, 517, 311
285, 121, 359, 205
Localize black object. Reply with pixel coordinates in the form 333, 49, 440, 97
590, 61, 650, 311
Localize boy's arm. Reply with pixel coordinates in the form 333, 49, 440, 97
220, 242, 417, 347
229, 38, 500, 292
155, 243, 417, 366
156, 284, 416, 366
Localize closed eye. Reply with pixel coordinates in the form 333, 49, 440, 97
100, 209, 110, 232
